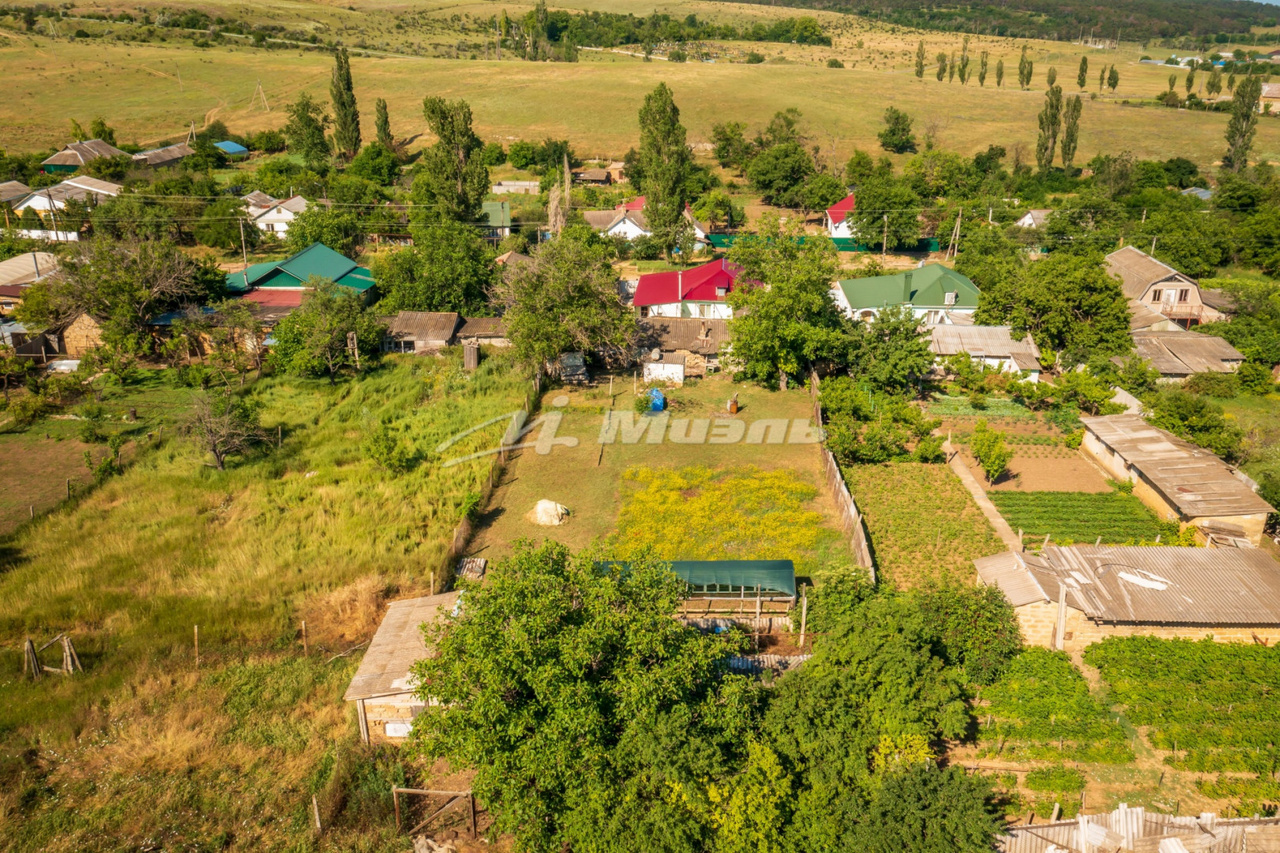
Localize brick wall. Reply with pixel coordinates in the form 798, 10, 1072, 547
1014, 601, 1280, 655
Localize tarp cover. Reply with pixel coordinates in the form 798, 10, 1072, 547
668, 560, 796, 597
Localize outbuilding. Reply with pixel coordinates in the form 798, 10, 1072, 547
928, 324, 1042, 381
40, 139, 128, 173
1130, 330, 1245, 379
383, 311, 461, 353
344, 591, 459, 744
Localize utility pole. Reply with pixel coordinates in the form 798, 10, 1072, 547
881, 214, 888, 259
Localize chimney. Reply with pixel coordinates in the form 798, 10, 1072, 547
678, 269, 684, 301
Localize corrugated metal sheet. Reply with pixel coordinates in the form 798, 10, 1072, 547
988, 545, 1280, 626
385, 311, 460, 345
1081, 415, 1274, 519
1133, 332, 1244, 376
637, 317, 730, 356
1000, 807, 1280, 853
930, 324, 1041, 360
975, 551, 1049, 606
344, 591, 459, 701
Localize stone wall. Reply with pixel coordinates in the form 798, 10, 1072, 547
1012, 600, 1280, 655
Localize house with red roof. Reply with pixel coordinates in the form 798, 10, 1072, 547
632, 258, 741, 320
825, 193, 858, 239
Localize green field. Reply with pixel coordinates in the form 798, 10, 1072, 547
989, 490, 1173, 544
3, 7, 1279, 167
0, 353, 528, 851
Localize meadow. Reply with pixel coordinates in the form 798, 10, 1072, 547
3, 3, 1279, 168
0, 352, 529, 851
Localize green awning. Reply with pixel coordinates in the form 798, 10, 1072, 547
668, 560, 796, 597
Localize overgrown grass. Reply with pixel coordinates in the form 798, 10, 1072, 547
988, 491, 1175, 545
0, 351, 530, 851
612, 465, 849, 577
837, 462, 1003, 588
977, 648, 1133, 765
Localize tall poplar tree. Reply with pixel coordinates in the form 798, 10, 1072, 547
1017, 45, 1029, 88
1223, 75, 1262, 173
958, 36, 971, 84
330, 47, 360, 159
1077, 55, 1088, 89
978, 51, 989, 87
1061, 95, 1083, 170
637, 83, 693, 258
375, 97, 393, 151
915, 40, 925, 79
411, 97, 489, 223
996, 58, 1004, 87
936, 51, 947, 81
1035, 84, 1064, 171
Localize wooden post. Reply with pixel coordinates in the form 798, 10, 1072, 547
798, 587, 808, 648
301, 621, 308, 655
881, 214, 888, 259
277, 424, 282, 447
66, 478, 71, 500
393, 786, 401, 831
312, 794, 322, 832
194, 625, 199, 668
430, 571, 436, 596
469, 793, 477, 838
23, 638, 41, 680
29, 505, 34, 519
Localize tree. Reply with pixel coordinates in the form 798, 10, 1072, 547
935, 51, 947, 82
852, 304, 933, 394
412, 97, 489, 224
1146, 389, 1243, 460
1207, 68, 1224, 98
970, 419, 1013, 483
188, 390, 263, 470
1035, 85, 1064, 172
978, 51, 989, 87
852, 765, 1002, 853
1107, 64, 1119, 92
996, 58, 1004, 88
194, 198, 255, 251
948, 50, 957, 83
1017, 45, 1030, 88
375, 97, 394, 151
268, 279, 384, 382
1077, 55, 1088, 89
330, 47, 361, 159
17, 239, 222, 339
285, 206, 362, 257
347, 142, 400, 186
495, 228, 636, 370
725, 215, 843, 387
89, 117, 117, 146
692, 189, 745, 231
0, 344, 29, 403
914, 584, 1022, 685
637, 84, 694, 258
372, 223, 495, 314
284, 93, 331, 171
851, 177, 922, 251
90, 195, 179, 242
1185, 68, 1196, 96
1100, 66, 1108, 92
1046, 66, 1057, 87
746, 142, 815, 207
1223, 75, 1262, 174
878, 107, 917, 154
958, 37, 971, 84
711, 741, 792, 853
408, 541, 753, 853
915, 40, 925, 79
711, 121, 752, 172
1060, 95, 1083, 170
1013, 251, 1132, 362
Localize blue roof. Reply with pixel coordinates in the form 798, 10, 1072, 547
215, 141, 249, 155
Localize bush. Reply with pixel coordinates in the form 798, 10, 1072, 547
1184, 372, 1239, 398
912, 434, 945, 463
970, 419, 1012, 484
77, 403, 108, 443
508, 141, 538, 170
744, 52, 765, 64
1238, 362, 1276, 395
480, 142, 506, 167
1025, 767, 1086, 794
826, 58, 844, 68
668, 48, 688, 62
362, 421, 411, 472
915, 583, 1022, 685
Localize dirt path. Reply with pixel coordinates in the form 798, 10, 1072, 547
943, 439, 1023, 552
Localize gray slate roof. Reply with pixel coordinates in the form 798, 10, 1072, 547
344, 591, 459, 701
1132, 330, 1244, 376
1106, 245, 1195, 299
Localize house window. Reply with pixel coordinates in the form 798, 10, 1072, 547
1178, 289, 1189, 302
944, 291, 957, 306
1151, 289, 1162, 303
716, 287, 727, 297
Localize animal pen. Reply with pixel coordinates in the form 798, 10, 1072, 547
669, 559, 799, 633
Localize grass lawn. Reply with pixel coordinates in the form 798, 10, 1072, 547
0, 352, 528, 851
467, 372, 850, 576
989, 490, 1174, 545
837, 461, 1002, 588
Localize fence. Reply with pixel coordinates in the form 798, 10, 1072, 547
442, 376, 542, 576
809, 371, 876, 581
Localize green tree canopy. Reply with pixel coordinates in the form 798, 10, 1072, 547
268, 278, 384, 382
411, 97, 489, 225
283, 93, 331, 172
637, 83, 694, 257
372, 222, 495, 314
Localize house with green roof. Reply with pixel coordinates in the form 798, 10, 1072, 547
830, 263, 979, 325
225, 243, 376, 297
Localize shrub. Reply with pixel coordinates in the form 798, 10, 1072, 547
826, 58, 844, 68
744, 52, 765, 64
1025, 767, 1086, 794
77, 402, 108, 443
915, 583, 1023, 685
480, 142, 506, 167
970, 419, 1012, 483
912, 434, 945, 463
362, 421, 411, 472
1184, 371, 1239, 398
668, 48, 687, 62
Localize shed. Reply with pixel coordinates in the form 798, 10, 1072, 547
133, 142, 194, 168
41, 139, 128, 173
1013, 209, 1051, 229
1080, 414, 1274, 545
670, 560, 797, 600
0, 181, 31, 207
457, 316, 508, 346
574, 168, 612, 185
383, 311, 461, 353
344, 591, 460, 744
976, 545, 1280, 653
61, 313, 105, 356
643, 355, 686, 385
825, 193, 858, 239
214, 140, 249, 157
929, 324, 1041, 381
1130, 330, 1244, 378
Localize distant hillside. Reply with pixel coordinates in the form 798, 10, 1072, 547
720, 0, 1280, 41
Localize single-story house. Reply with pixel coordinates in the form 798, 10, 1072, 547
582, 196, 708, 247
133, 142, 194, 169
0, 251, 57, 289
929, 324, 1042, 381
383, 311, 461, 353
236, 288, 305, 330
831, 263, 980, 325
1106, 246, 1223, 328
226, 243, 376, 299
456, 316, 509, 347
12, 176, 122, 218
573, 168, 612, 186
214, 140, 249, 158
482, 200, 511, 239
637, 316, 729, 379
490, 180, 540, 195
0, 285, 25, 315
1130, 330, 1245, 379
343, 590, 460, 745
975, 545, 1280, 654
632, 258, 741, 320
1261, 82, 1280, 112
1080, 414, 1274, 545
825, 193, 857, 239
247, 194, 311, 236
1181, 186, 1213, 201
0, 181, 30, 208
41, 139, 129, 173
1013, 209, 1051, 229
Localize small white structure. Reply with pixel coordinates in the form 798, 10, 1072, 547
246, 194, 311, 236
582, 205, 707, 247
1014, 209, 1051, 229
530, 500, 569, 526
825, 194, 857, 239
643, 355, 686, 386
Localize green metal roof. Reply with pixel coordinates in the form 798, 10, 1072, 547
669, 560, 797, 597
483, 200, 511, 228
835, 263, 979, 311
223, 243, 375, 292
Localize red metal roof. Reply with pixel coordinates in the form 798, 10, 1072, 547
633, 259, 741, 307
239, 289, 305, 307
616, 195, 646, 211
826, 193, 857, 224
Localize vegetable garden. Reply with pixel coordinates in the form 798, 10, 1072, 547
988, 490, 1176, 544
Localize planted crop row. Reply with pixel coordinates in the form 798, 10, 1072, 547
989, 491, 1174, 544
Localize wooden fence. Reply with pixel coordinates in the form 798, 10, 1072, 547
442, 377, 542, 576
809, 372, 876, 581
